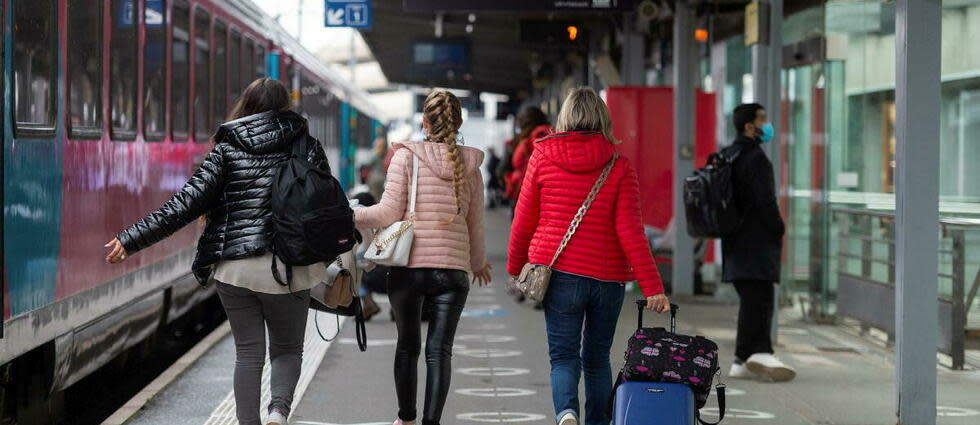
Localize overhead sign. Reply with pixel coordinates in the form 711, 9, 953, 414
403, 0, 632, 11
325, 0, 372, 29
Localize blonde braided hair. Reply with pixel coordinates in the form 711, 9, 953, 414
423, 90, 465, 220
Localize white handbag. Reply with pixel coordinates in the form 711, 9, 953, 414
364, 154, 419, 266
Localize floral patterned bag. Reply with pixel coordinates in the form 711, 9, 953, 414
616, 301, 726, 424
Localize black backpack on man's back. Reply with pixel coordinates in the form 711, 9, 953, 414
270, 135, 357, 285
683, 148, 743, 238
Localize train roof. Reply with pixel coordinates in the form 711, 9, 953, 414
220, 0, 385, 122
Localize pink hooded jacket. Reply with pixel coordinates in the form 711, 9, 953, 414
355, 141, 488, 273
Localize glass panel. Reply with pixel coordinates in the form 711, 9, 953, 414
193, 9, 211, 140
213, 21, 227, 125
244, 39, 255, 89
111, 0, 138, 139
173, 2, 190, 139
13, 0, 57, 133
68, 0, 103, 138
255, 44, 265, 80
144, 0, 167, 140
229, 30, 241, 105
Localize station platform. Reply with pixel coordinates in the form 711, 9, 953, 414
108, 210, 980, 425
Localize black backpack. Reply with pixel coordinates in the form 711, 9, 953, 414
270, 135, 357, 286
683, 148, 743, 238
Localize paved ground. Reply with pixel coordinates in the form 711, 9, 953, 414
123, 209, 980, 424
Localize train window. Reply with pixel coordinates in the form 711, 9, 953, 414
173, 2, 190, 140
229, 30, 241, 104
213, 21, 227, 126
144, 0, 167, 141
255, 44, 266, 80
110, 0, 138, 140
244, 39, 255, 89
193, 8, 211, 141
67, 0, 103, 139
13, 0, 57, 136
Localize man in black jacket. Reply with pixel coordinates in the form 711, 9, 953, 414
720, 103, 796, 382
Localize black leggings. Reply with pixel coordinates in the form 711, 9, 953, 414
388, 267, 469, 425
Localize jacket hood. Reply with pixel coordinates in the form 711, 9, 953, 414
534, 131, 616, 173
395, 141, 485, 181
216, 110, 308, 154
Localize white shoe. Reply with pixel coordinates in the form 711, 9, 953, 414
266, 409, 287, 425
745, 353, 797, 382
728, 362, 756, 380
558, 412, 578, 425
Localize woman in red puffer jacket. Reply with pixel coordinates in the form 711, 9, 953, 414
507, 87, 669, 425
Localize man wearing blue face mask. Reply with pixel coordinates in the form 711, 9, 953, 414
719, 103, 795, 382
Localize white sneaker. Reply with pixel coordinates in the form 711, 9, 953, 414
558, 412, 579, 425
266, 410, 287, 425
745, 353, 797, 382
728, 362, 756, 380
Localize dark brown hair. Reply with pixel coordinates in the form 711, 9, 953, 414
227, 78, 290, 122
515, 106, 549, 144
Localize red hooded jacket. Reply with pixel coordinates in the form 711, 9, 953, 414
507, 131, 664, 297
504, 124, 552, 200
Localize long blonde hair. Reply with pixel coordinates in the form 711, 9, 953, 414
423, 90, 465, 218
555, 87, 618, 144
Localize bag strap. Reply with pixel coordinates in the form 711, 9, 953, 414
548, 154, 618, 267
408, 154, 420, 217
696, 383, 726, 425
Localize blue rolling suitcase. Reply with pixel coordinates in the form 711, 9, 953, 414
613, 381, 696, 425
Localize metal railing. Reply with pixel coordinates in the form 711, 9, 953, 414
832, 208, 980, 370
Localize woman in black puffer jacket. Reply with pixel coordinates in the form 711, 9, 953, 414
104, 78, 326, 425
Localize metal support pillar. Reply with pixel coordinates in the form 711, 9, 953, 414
672, 0, 696, 296
621, 15, 646, 86
751, 0, 784, 345
895, 0, 940, 423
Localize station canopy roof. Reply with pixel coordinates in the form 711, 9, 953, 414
359, 0, 826, 97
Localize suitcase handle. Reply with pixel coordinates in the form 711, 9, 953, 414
635, 300, 678, 332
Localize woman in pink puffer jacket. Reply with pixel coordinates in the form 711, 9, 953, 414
354, 90, 491, 425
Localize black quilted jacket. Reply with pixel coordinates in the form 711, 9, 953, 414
117, 110, 329, 283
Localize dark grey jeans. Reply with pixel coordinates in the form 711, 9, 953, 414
216, 282, 310, 425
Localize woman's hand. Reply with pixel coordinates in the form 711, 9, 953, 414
104, 238, 128, 264
646, 294, 670, 314
472, 264, 492, 287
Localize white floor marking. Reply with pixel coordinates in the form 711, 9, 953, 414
699, 408, 774, 419
456, 412, 548, 422
456, 334, 517, 343
455, 387, 537, 397
721, 387, 746, 396
456, 367, 531, 377
938, 406, 980, 417
789, 353, 841, 368
467, 295, 497, 303
294, 422, 390, 425
463, 304, 502, 310
338, 337, 397, 346
468, 323, 508, 331
204, 312, 343, 425
457, 348, 523, 358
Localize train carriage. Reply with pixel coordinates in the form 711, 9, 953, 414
0, 0, 382, 421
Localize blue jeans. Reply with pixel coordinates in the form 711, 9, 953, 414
544, 271, 626, 425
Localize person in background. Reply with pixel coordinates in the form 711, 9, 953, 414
104, 78, 326, 425
507, 87, 669, 425
355, 90, 491, 425
485, 148, 503, 209
722, 103, 795, 382
367, 136, 391, 201
504, 106, 551, 206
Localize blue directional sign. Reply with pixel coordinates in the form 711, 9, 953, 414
325, 0, 372, 29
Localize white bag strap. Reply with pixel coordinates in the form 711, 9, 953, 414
408, 153, 420, 216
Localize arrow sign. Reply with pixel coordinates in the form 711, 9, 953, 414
326, 8, 344, 26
